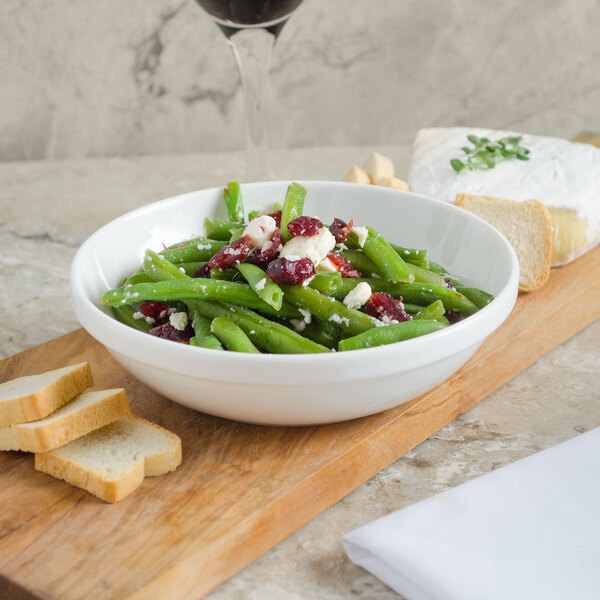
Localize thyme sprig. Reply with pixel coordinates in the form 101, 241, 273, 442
450, 135, 531, 173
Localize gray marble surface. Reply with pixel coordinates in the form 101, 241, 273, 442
1, 147, 599, 599
1, 0, 600, 161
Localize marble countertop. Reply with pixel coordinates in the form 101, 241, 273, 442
2, 146, 599, 599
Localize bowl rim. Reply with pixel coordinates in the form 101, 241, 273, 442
70, 181, 519, 382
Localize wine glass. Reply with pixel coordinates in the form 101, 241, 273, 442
194, 0, 303, 182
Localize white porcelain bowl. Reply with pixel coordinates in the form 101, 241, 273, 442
71, 181, 518, 426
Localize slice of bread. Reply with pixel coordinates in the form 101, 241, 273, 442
0, 363, 93, 427
35, 416, 182, 503
0, 389, 131, 453
455, 193, 553, 292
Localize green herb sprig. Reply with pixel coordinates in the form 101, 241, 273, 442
450, 135, 531, 173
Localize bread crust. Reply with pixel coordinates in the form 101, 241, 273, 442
0, 389, 131, 453
0, 363, 93, 426
455, 193, 552, 292
35, 416, 182, 503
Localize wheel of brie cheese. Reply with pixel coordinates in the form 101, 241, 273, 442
408, 127, 600, 266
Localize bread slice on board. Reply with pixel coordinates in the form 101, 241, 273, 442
455, 193, 553, 292
0, 389, 131, 453
35, 415, 182, 503
0, 363, 93, 427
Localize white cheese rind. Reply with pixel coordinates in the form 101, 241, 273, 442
408, 127, 600, 224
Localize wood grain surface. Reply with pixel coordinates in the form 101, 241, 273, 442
1, 241, 598, 600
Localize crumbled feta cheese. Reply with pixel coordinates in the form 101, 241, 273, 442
132, 311, 144, 320
280, 227, 336, 265
336, 242, 348, 251
169, 312, 188, 331
179, 267, 186, 273
243, 214, 277, 250
250, 330, 256, 335
343, 281, 372, 310
290, 319, 306, 332
352, 226, 369, 248
381, 315, 399, 325
159, 310, 167, 319
298, 308, 312, 324
197, 243, 212, 251
283, 254, 302, 262
329, 313, 350, 327
145, 316, 155, 325
316, 257, 338, 273
255, 278, 267, 291
168, 307, 178, 315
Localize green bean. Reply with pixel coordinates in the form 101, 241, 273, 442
204, 217, 239, 240
405, 263, 446, 285
403, 302, 428, 315
414, 299, 446, 321
210, 317, 260, 353
351, 227, 414, 284
455, 286, 494, 309
188, 300, 330, 354
236, 263, 283, 311
111, 305, 151, 332
338, 250, 381, 277
123, 271, 153, 286
189, 336, 198, 346
177, 262, 206, 277
308, 271, 342, 293
296, 319, 340, 349
100, 279, 300, 318
428, 261, 461, 286
210, 268, 238, 281
224, 181, 244, 223
247, 210, 261, 221
190, 311, 224, 351
339, 319, 446, 351
143, 249, 188, 281
159, 238, 226, 264
282, 285, 376, 336
390, 244, 429, 269
229, 227, 245, 242
339, 250, 444, 285
333, 278, 478, 315
280, 182, 306, 243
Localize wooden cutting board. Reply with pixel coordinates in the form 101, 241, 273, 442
1, 242, 598, 600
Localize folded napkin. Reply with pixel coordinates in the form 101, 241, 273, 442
342, 428, 600, 600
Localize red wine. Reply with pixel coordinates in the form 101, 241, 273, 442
196, 0, 302, 26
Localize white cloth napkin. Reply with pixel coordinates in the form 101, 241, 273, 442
342, 427, 600, 600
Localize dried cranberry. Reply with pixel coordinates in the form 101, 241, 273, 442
193, 263, 211, 278
266, 257, 316, 285
326, 253, 362, 278
444, 278, 457, 291
149, 322, 194, 343
248, 228, 282, 267
365, 292, 412, 324
139, 301, 170, 324
207, 235, 252, 269
266, 210, 282, 227
329, 218, 354, 244
445, 310, 462, 324
287, 216, 322, 237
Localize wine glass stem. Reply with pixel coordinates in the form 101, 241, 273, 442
227, 28, 276, 182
